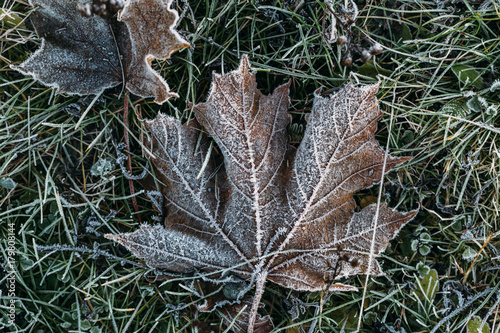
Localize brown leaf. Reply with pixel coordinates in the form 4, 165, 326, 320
106, 55, 418, 332
11, 0, 188, 104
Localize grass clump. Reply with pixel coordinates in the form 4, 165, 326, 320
1, 0, 500, 332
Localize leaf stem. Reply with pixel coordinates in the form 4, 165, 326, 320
123, 91, 142, 223
247, 270, 268, 333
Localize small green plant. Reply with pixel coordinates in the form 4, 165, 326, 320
411, 226, 432, 256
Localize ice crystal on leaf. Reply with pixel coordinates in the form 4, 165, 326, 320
106, 55, 418, 332
12, 0, 189, 104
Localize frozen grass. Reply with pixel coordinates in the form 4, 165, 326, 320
1, 0, 500, 332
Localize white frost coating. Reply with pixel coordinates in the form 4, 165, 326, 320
118, 0, 189, 103
12, 0, 123, 95
266, 85, 397, 264
106, 224, 242, 274
108, 58, 418, 331
143, 113, 251, 268
193, 55, 291, 259
13, 0, 187, 103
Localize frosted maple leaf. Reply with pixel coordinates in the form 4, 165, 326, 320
11, 0, 189, 103
106, 56, 418, 332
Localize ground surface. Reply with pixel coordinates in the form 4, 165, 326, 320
1, 0, 500, 332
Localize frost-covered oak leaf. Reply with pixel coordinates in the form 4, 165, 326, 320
106, 56, 418, 332
12, 0, 189, 104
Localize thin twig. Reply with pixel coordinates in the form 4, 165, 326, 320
123, 91, 142, 223
463, 233, 494, 284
